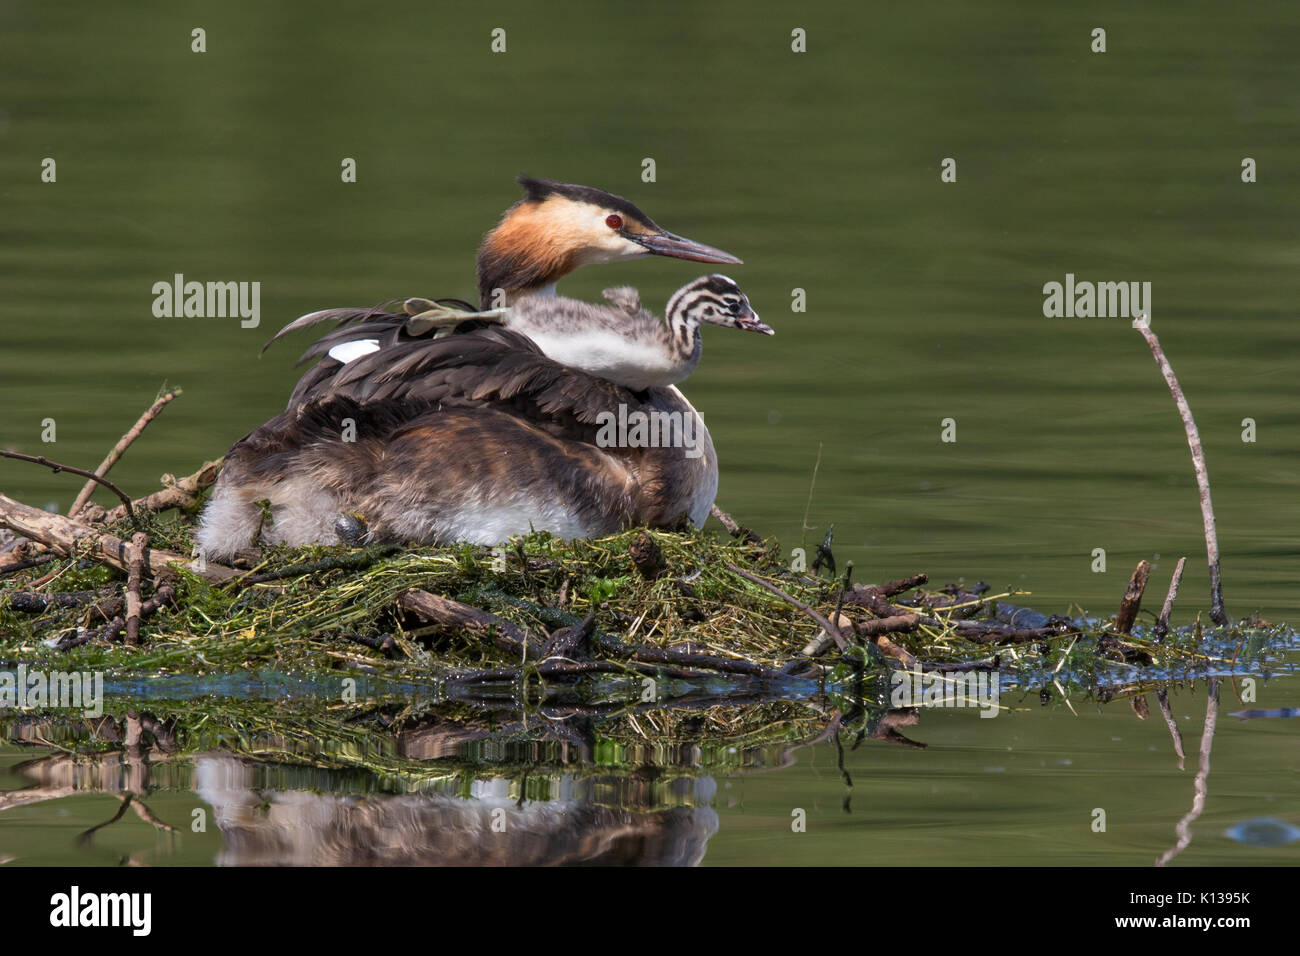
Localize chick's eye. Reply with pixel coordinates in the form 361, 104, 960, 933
605, 214, 623, 230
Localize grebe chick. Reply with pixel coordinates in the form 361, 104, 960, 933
401, 274, 771, 389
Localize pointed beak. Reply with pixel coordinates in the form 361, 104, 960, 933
704, 302, 774, 336
634, 230, 742, 265
736, 308, 774, 336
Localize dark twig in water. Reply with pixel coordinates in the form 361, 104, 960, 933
127, 798, 176, 833
0, 450, 137, 524
1135, 318, 1227, 625
1156, 676, 1220, 866
950, 621, 1075, 645
1155, 689, 1187, 770
811, 524, 835, 575
1153, 556, 1187, 641
77, 794, 135, 845
1114, 559, 1151, 634
69, 389, 180, 517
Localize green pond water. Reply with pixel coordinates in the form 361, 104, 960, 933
1, 1, 1297, 865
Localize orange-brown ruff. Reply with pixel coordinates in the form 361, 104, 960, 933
197, 178, 742, 560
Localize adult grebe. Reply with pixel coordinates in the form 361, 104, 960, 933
197, 180, 756, 559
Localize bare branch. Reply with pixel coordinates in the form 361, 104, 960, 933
70, 389, 180, 517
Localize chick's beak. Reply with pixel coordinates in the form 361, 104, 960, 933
634, 230, 742, 265
736, 305, 774, 336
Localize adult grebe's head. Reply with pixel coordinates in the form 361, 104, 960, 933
476, 176, 742, 308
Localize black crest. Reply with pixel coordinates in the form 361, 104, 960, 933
516, 175, 656, 226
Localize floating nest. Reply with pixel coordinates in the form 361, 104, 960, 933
1, 486, 1291, 712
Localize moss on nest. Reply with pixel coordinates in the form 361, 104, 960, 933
1, 506, 1293, 713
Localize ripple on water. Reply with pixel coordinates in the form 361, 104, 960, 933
1224, 818, 1300, 847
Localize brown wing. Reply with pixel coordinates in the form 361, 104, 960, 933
270, 309, 650, 441
316, 327, 644, 428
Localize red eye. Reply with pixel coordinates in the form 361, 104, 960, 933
605, 214, 623, 230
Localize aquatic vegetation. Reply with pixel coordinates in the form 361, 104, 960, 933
2, 506, 1293, 714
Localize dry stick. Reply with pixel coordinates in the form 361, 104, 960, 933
798, 611, 854, 660
1155, 676, 1220, 867
1136, 318, 1227, 625
880, 573, 928, 598
0, 451, 136, 523
69, 389, 180, 517
708, 504, 762, 546
873, 633, 917, 667
0, 492, 238, 582
1153, 556, 1187, 641
0, 553, 56, 578
708, 504, 742, 534
1114, 559, 1151, 634
800, 441, 823, 552
127, 799, 176, 833
1100, 563, 1157, 664
124, 532, 148, 645
100, 459, 223, 525
855, 613, 921, 638
1155, 690, 1187, 770
726, 563, 847, 650
1153, 555, 1190, 765
27, 563, 66, 589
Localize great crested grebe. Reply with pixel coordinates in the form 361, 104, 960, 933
197, 178, 756, 560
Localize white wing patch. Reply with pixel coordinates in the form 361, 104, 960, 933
327, 339, 381, 364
